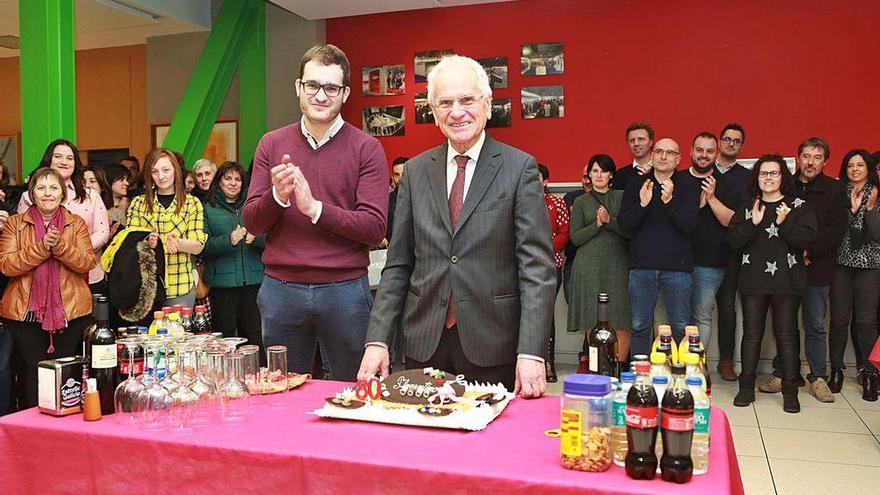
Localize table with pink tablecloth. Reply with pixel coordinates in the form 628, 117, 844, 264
0, 380, 743, 494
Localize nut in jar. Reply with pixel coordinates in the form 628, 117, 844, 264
561, 426, 612, 472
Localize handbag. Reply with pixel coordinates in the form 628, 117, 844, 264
869, 336, 880, 371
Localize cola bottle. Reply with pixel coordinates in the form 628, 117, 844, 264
624, 361, 658, 479
660, 363, 694, 483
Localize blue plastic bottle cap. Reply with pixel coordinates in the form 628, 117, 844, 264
620, 371, 636, 383
652, 376, 669, 384
563, 374, 612, 396
686, 377, 703, 386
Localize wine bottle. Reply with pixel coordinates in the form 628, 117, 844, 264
87, 297, 117, 415
588, 293, 618, 378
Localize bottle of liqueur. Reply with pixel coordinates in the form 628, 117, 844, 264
87, 297, 117, 415
588, 293, 618, 378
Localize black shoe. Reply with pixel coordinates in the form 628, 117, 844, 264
782, 382, 800, 413
545, 360, 558, 383
862, 372, 878, 402
734, 377, 755, 406
828, 368, 844, 393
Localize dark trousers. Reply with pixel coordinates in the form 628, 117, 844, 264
5, 316, 91, 409
715, 252, 741, 361
830, 266, 880, 373
740, 294, 801, 385
548, 267, 562, 361
407, 325, 515, 391
211, 284, 265, 366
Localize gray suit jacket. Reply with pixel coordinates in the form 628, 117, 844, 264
367, 135, 556, 367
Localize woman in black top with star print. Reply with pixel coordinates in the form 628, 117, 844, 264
728, 154, 817, 413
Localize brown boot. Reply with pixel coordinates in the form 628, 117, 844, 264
717, 360, 737, 381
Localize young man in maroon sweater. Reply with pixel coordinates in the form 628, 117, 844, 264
243, 45, 389, 382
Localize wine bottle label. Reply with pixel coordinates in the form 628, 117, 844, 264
694, 406, 710, 433
613, 401, 626, 426
625, 405, 658, 428
560, 409, 583, 457
661, 408, 695, 431
589, 346, 599, 373
91, 344, 118, 369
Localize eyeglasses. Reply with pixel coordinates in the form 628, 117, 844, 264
652, 149, 680, 157
298, 80, 345, 97
721, 136, 743, 146
432, 95, 484, 111
758, 170, 782, 178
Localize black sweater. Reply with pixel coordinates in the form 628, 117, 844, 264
793, 173, 848, 286
619, 171, 700, 272
728, 195, 817, 296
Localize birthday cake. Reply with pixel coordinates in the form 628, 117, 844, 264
312, 368, 515, 431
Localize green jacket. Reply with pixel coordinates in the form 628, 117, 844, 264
202, 188, 265, 288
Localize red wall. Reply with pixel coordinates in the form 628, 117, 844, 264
327, 0, 880, 180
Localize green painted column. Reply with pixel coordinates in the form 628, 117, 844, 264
19, 0, 76, 175
238, 0, 267, 168
162, 0, 259, 168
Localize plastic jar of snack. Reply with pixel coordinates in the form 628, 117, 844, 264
560, 374, 613, 472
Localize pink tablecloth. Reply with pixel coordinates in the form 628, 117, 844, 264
0, 380, 743, 495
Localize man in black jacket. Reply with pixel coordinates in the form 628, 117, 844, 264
614, 122, 654, 191
759, 137, 846, 403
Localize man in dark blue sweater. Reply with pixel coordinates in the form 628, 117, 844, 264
620, 138, 700, 357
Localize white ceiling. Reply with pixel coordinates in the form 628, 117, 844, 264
269, 0, 515, 20
0, 0, 209, 59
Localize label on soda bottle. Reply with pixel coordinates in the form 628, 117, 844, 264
560, 409, 583, 457
694, 406, 710, 434
625, 405, 658, 429
588, 347, 598, 373
613, 400, 626, 427
661, 409, 695, 431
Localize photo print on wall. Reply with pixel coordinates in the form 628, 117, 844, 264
521, 86, 564, 119
414, 49, 454, 83
363, 105, 406, 137
414, 93, 434, 124
476, 56, 508, 88
487, 97, 512, 128
520, 42, 564, 76
362, 65, 405, 96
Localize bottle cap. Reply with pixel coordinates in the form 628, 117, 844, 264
162, 307, 172, 315
157, 328, 168, 335
650, 352, 667, 364
182, 307, 192, 316
94, 297, 109, 321
684, 325, 699, 336
620, 371, 636, 383
634, 361, 651, 373
137, 326, 148, 334
652, 375, 669, 384
597, 292, 609, 303
632, 354, 649, 362
657, 325, 672, 335
683, 353, 700, 365
686, 377, 703, 386
671, 363, 686, 375
563, 374, 612, 397
153, 310, 165, 320
173, 304, 183, 312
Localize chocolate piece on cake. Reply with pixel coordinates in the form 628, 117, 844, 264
325, 397, 366, 409
382, 368, 466, 405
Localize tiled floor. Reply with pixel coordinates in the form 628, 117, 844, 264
547, 365, 880, 494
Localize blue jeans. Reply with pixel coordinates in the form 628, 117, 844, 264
772, 285, 829, 381
0, 324, 12, 415
690, 266, 726, 351
628, 270, 692, 357
258, 275, 372, 382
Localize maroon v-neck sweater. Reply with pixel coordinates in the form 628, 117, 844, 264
243, 122, 389, 283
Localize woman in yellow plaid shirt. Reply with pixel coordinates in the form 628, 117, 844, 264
126, 148, 207, 308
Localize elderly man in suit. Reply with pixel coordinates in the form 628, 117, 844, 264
358, 55, 556, 398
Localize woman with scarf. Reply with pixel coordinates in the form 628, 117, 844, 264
828, 149, 880, 401
0, 168, 95, 408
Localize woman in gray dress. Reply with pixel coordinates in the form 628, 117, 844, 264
568, 154, 630, 369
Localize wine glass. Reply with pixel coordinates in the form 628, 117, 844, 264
188, 347, 218, 427
238, 345, 260, 394
219, 351, 249, 423
221, 337, 248, 350
158, 339, 181, 394
114, 339, 146, 424
139, 343, 172, 431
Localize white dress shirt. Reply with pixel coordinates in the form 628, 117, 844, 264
445, 131, 486, 200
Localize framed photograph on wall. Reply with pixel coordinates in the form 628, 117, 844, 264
362, 65, 405, 96
521, 86, 564, 119
521, 42, 564, 76
152, 120, 238, 165
477, 56, 508, 88
0, 133, 21, 185
487, 97, 512, 128
415, 92, 434, 124
414, 49, 453, 83
362, 105, 405, 137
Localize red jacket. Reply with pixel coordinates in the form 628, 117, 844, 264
544, 193, 569, 268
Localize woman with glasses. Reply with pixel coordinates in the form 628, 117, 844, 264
568, 154, 630, 373
828, 150, 880, 401
729, 154, 816, 413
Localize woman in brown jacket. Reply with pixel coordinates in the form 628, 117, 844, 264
0, 168, 95, 408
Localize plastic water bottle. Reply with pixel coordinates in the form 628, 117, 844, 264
652, 375, 669, 469
683, 353, 707, 395
612, 371, 636, 466
650, 352, 670, 382
687, 376, 710, 475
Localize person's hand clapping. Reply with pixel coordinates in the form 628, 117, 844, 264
639, 179, 654, 207
271, 154, 296, 204
660, 179, 675, 204
43, 227, 60, 250
165, 233, 180, 254
775, 202, 791, 225
751, 198, 765, 226
245, 232, 256, 244
596, 205, 609, 226
230, 225, 247, 246
148, 231, 159, 249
